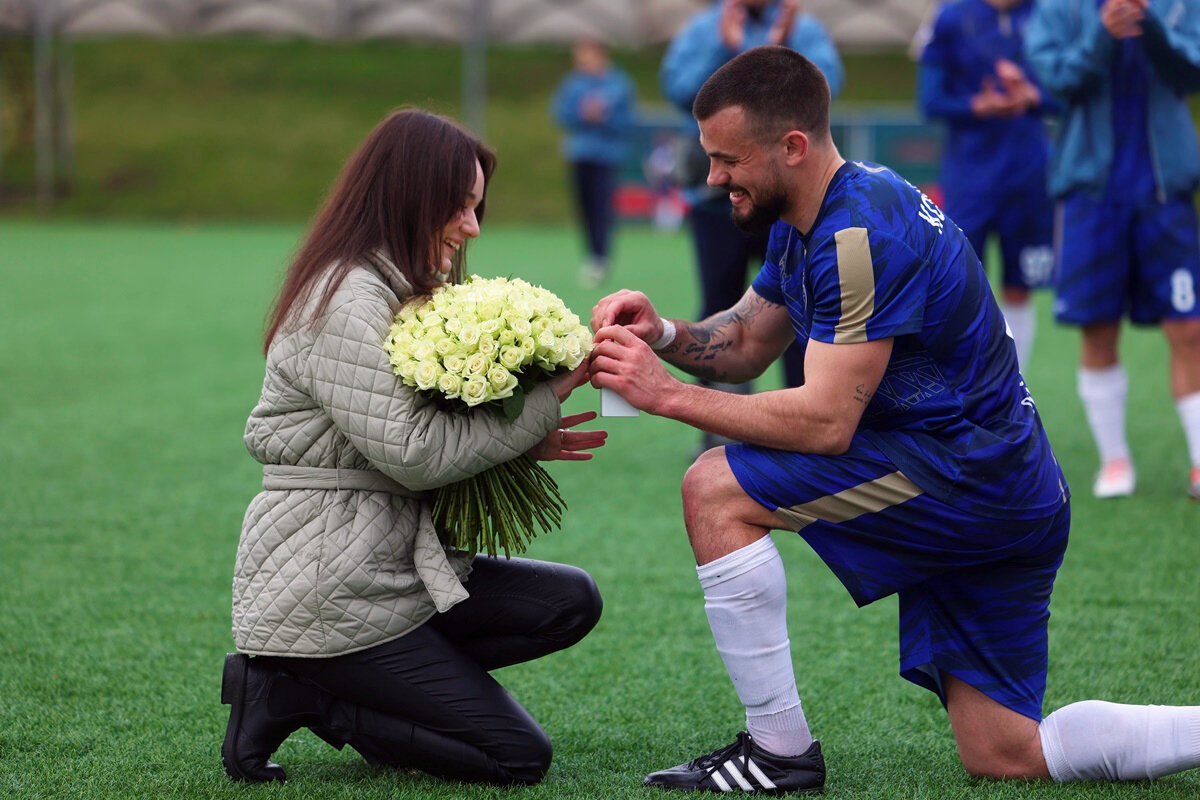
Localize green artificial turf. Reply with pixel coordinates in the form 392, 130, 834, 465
1, 220, 1198, 799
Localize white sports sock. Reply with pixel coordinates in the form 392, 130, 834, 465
1078, 365, 1130, 464
1176, 391, 1200, 468
1001, 301, 1035, 370
696, 535, 812, 757
1039, 700, 1200, 781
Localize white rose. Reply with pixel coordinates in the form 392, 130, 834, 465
438, 372, 463, 399
458, 322, 482, 347
414, 361, 442, 391
464, 352, 490, 376
443, 353, 467, 375
412, 340, 437, 362
487, 365, 519, 399
509, 317, 533, 338
477, 335, 498, 358
462, 377, 490, 407
562, 333, 582, 359
499, 345, 525, 371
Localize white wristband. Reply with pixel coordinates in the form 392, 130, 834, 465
650, 318, 676, 350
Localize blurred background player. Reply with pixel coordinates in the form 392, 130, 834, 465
552, 38, 637, 289
917, 0, 1056, 371
1027, 0, 1200, 499
660, 0, 844, 454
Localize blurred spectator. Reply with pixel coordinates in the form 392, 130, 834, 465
551, 38, 637, 289
644, 134, 686, 231
1027, 0, 1200, 500
660, 0, 843, 454
917, 0, 1057, 370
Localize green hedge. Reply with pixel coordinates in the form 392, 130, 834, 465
0, 38, 917, 223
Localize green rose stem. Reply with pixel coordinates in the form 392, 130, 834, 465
432, 455, 567, 557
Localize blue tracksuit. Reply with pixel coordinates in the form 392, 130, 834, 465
551, 67, 636, 166
918, 0, 1057, 289
1026, 0, 1200, 200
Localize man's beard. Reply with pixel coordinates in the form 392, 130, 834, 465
730, 184, 788, 234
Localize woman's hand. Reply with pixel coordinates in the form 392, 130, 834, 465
528, 411, 608, 461
548, 361, 591, 403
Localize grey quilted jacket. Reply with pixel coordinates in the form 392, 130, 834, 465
232, 257, 561, 656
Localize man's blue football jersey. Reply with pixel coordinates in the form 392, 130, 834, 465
751, 160, 1068, 518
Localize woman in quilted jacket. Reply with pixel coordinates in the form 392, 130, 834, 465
221, 108, 606, 786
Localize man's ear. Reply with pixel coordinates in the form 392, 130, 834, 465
782, 130, 809, 165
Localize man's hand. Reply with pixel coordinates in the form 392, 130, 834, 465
1101, 0, 1147, 39
580, 93, 608, 123
589, 325, 680, 416
970, 76, 1024, 118
767, 0, 800, 46
719, 0, 748, 50
591, 289, 667, 345
994, 58, 1041, 111
528, 411, 608, 461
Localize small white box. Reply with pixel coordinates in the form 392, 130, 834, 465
600, 387, 639, 417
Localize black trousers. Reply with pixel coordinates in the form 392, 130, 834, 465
688, 197, 805, 388
268, 556, 602, 785
571, 159, 618, 261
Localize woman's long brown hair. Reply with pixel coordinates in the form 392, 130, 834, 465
263, 109, 497, 354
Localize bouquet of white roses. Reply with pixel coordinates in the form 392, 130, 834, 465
384, 276, 592, 557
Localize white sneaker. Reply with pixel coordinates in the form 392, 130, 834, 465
1093, 458, 1135, 499
579, 261, 607, 289
1188, 467, 1200, 501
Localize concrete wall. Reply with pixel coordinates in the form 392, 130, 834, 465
0, 0, 933, 48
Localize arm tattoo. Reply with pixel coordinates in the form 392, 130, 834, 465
659, 293, 771, 381
854, 383, 874, 405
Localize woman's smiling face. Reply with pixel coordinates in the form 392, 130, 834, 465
434, 158, 485, 279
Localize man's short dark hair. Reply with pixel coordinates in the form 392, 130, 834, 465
693, 46, 831, 143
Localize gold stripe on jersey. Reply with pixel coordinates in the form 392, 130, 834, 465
833, 227, 874, 344
773, 470, 924, 531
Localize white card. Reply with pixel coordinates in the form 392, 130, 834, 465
600, 387, 639, 417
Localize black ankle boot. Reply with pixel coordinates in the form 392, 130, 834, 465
220, 653, 319, 782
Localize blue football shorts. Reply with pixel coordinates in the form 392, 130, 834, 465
1053, 191, 1200, 325
726, 436, 1070, 722
943, 178, 1055, 291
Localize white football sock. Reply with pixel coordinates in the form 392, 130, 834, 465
1001, 300, 1035, 370
1176, 391, 1200, 468
1039, 700, 1200, 781
1078, 365, 1130, 464
696, 535, 812, 757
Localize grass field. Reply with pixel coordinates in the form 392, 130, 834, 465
1, 219, 1198, 799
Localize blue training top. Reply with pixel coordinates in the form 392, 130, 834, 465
917, 0, 1054, 196
1108, 33, 1157, 204
751, 160, 1069, 518
550, 67, 637, 166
